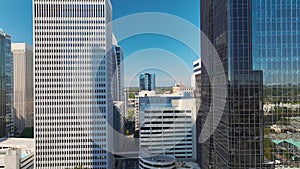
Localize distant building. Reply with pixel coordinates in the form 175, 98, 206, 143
191, 58, 201, 89
139, 73, 155, 91
139, 98, 197, 161
0, 29, 14, 138
0, 138, 34, 169
112, 36, 124, 101
172, 83, 195, 97
11, 43, 33, 132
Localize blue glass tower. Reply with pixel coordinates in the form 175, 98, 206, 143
0, 29, 14, 138
199, 1, 272, 168
139, 73, 156, 91
253, 0, 300, 166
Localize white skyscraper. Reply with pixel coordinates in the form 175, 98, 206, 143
33, 1, 113, 168
12, 43, 34, 132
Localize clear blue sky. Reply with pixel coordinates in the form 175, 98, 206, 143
0, 0, 200, 86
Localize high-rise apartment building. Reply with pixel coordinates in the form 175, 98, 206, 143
199, 1, 271, 169
12, 43, 33, 132
0, 29, 14, 138
33, 1, 113, 168
253, 0, 300, 166
139, 73, 155, 91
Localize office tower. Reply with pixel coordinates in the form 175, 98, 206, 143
139, 98, 197, 161
12, 43, 33, 132
0, 29, 14, 138
139, 73, 155, 91
252, 0, 300, 166
111, 43, 124, 102
33, 1, 113, 168
200, 1, 271, 169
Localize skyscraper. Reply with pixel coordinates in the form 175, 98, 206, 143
139, 73, 155, 91
252, 0, 300, 166
0, 29, 14, 138
199, 1, 270, 168
33, 1, 113, 168
111, 41, 124, 101
12, 43, 34, 132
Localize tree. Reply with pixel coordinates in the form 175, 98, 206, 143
264, 138, 275, 161
20, 127, 34, 138
129, 93, 135, 99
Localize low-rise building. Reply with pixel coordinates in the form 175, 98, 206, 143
172, 83, 195, 97
0, 138, 34, 169
139, 98, 197, 161
139, 155, 176, 169
134, 91, 186, 131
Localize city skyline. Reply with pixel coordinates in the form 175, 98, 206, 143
0, 0, 200, 87
1, 0, 300, 168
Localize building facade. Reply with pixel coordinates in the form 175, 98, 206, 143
0, 29, 14, 138
191, 58, 201, 89
139, 155, 176, 169
111, 44, 124, 102
12, 43, 33, 132
193, 58, 202, 166
172, 83, 195, 97
252, 0, 300, 166
139, 73, 155, 91
33, 0, 113, 168
200, 1, 270, 169
139, 98, 197, 161
134, 90, 156, 131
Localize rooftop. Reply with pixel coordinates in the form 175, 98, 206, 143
272, 139, 300, 149
0, 138, 34, 155
177, 161, 201, 169
0, 138, 34, 167
142, 155, 176, 164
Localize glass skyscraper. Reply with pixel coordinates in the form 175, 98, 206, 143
112, 43, 124, 102
33, 0, 113, 168
199, 1, 271, 168
139, 73, 156, 91
253, 0, 300, 167
0, 29, 14, 138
